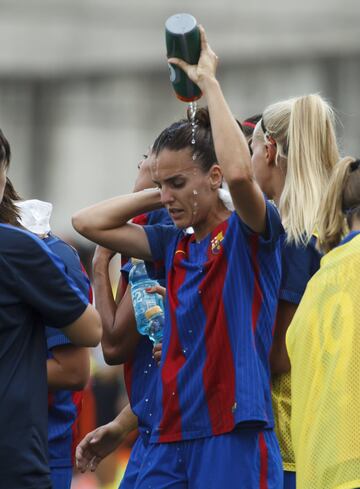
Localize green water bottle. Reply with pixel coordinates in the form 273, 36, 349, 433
165, 13, 202, 102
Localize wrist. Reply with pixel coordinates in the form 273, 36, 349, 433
198, 74, 219, 92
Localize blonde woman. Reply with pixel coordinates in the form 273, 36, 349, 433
287, 156, 360, 489
250, 94, 339, 489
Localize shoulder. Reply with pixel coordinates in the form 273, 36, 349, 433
0, 223, 49, 255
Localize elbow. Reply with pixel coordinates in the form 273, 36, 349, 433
102, 344, 129, 366
72, 213, 86, 236
226, 171, 254, 190
68, 372, 90, 391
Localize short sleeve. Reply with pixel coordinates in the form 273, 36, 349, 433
143, 224, 180, 262
1, 229, 88, 328
280, 237, 321, 305
46, 326, 71, 350
238, 199, 284, 247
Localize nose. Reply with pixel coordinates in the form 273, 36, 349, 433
160, 186, 174, 206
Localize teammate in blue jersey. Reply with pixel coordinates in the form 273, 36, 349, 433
76, 151, 172, 488
247, 88, 339, 489
0, 131, 102, 489
73, 27, 285, 488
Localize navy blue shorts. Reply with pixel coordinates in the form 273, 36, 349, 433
283, 471, 296, 489
134, 429, 283, 489
120, 436, 148, 489
50, 466, 72, 489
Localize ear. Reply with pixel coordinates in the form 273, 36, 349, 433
208, 165, 223, 190
265, 142, 277, 167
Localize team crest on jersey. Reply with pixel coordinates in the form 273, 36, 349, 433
211, 231, 224, 254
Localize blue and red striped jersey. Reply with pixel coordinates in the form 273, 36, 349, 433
144, 203, 284, 442
45, 234, 92, 468
123, 209, 172, 441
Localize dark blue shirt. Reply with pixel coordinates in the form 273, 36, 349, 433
0, 225, 88, 489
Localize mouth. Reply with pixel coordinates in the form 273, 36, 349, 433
168, 208, 185, 220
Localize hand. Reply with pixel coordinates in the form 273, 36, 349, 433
168, 25, 219, 92
75, 420, 124, 473
92, 245, 116, 268
146, 284, 166, 299
153, 342, 162, 366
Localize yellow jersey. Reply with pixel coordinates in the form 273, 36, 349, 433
287, 232, 360, 489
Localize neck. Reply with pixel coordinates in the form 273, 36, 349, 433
350, 216, 360, 232
193, 202, 231, 242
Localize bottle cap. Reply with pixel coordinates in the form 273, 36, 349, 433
131, 258, 143, 265
145, 305, 162, 319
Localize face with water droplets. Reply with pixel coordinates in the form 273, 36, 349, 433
151, 147, 218, 229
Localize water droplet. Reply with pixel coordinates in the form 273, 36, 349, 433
172, 391, 175, 396
144, 370, 148, 374
145, 398, 149, 402
178, 458, 183, 463
193, 189, 198, 195
188, 329, 193, 334
191, 138, 195, 145
149, 413, 152, 417
188, 101, 198, 145
192, 153, 197, 160
146, 430, 150, 434
182, 348, 187, 355
148, 363, 152, 367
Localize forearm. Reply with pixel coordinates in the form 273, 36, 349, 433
92, 258, 117, 346
72, 189, 162, 240
47, 357, 89, 391
112, 403, 138, 437
201, 76, 253, 183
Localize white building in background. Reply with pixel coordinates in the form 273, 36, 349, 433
0, 0, 359, 235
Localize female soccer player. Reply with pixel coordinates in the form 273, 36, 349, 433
250, 94, 339, 489
287, 156, 360, 489
73, 26, 284, 489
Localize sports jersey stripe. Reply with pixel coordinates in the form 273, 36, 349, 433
158, 237, 188, 442
70, 391, 83, 463
201, 220, 236, 433
259, 431, 269, 489
249, 234, 264, 334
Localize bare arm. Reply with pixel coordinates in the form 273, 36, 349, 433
169, 26, 266, 233
72, 189, 162, 259
76, 403, 138, 473
47, 345, 90, 391
270, 300, 297, 375
92, 247, 141, 365
62, 304, 102, 347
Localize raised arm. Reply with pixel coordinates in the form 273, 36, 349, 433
92, 246, 141, 365
72, 189, 162, 260
168, 26, 266, 233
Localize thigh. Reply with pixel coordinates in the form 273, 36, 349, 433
50, 466, 72, 489
283, 471, 296, 489
134, 442, 187, 489
187, 429, 283, 489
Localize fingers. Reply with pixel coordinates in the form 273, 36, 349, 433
167, 57, 191, 74
153, 342, 162, 366
146, 285, 166, 299
198, 24, 208, 50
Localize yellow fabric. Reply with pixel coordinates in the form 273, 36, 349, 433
272, 371, 295, 471
287, 234, 360, 489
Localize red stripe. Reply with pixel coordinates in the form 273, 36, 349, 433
71, 391, 84, 464
249, 235, 263, 333
132, 213, 148, 226
124, 360, 134, 399
243, 121, 256, 129
259, 432, 269, 489
158, 236, 188, 441
201, 221, 236, 434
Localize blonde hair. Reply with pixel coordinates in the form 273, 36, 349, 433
317, 156, 360, 253
259, 94, 339, 245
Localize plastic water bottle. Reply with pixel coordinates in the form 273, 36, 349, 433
129, 259, 164, 339
165, 13, 202, 102
145, 306, 164, 344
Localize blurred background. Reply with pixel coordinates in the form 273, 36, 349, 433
1, 1, 360, 487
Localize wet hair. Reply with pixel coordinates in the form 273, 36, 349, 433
0, 177, 22, 226
0, 129, 11, 170
253, 94, 339, 245
152, 107, 217, 173
242, 114, 262, 140
317, 157, 360, 253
